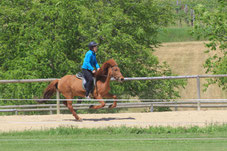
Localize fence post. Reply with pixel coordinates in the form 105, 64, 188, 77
150, 104, 154, 112
196, 76, 201, 99
50, 105, 53, 115
196, 75, 201, 111
175, 101, 178, 111
56, 90, 60, 114
197, 100, 201, 111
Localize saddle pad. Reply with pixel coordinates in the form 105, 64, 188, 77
76, 72, 96, 90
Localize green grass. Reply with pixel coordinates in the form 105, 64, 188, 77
158, 27, 203, 42
1, 125, 227, 151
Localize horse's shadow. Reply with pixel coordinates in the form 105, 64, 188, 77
64, 117, 135, 122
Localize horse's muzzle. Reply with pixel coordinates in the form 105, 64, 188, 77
115, 77, 124, 82
118, 77, 124, 82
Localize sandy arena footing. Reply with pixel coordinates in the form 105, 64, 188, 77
1, 110, 227, 132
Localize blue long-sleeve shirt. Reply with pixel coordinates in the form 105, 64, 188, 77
82, 50, 100, 71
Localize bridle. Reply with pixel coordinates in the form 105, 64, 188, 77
112, 65, 118, 71
110, 65, 119, 78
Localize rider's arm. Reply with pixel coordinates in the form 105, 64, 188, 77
95, 58, 100, 70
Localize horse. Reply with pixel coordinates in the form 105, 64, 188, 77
41, 59, 124, 121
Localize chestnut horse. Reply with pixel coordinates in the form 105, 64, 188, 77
41, 59, 124, 121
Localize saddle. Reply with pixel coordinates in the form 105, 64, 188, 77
76, 72, 96, 91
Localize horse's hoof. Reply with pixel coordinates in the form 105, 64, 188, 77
89, 105, 94, 109
108, 104, 116, 108
76, 118, 83, 122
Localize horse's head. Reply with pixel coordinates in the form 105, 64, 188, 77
106, 59, 124, 82
96, 59, 124, 82
110, 65, 124, 82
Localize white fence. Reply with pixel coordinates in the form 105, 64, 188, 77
1, 99, 227, 115
0, 74, 226, 114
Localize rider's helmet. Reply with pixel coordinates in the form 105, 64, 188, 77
88, 41, 98, 49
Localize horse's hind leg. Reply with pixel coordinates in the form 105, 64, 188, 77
104, 93, 117, 108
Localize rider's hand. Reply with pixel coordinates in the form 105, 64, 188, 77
92, 70, 96, 74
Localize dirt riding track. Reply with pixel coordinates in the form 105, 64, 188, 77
1, 110, 227, 132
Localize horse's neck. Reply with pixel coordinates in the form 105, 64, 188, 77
97, 67, 112, 86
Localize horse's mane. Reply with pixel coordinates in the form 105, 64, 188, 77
96, 59, 117, 79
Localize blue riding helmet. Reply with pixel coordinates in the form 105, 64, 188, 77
88, 41, 98, 49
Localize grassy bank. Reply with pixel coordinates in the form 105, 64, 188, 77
153, 41, 227, 99
2, 124, 227, 136
1, 125, 227, 151
158, 27, 203, 42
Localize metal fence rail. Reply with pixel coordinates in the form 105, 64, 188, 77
1, 100, 227, 115
1, 98, 227, 102
0, 74, 226, 83
0, 74, 226, 114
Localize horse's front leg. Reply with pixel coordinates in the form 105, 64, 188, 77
104, 93, 117, 108
89, 96, 106, 109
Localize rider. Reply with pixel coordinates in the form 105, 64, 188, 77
82, 41, 100, 98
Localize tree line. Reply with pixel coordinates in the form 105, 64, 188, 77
0, 0, 186, 105
0, 0, 225, 107
193, 0, 227, 90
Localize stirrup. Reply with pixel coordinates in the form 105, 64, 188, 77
85, 96, 91, 99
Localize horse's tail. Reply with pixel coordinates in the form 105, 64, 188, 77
38, 80, 59, 104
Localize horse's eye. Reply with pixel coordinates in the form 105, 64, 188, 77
115, 69, 118, 71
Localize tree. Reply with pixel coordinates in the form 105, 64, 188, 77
193, 0, 227, 90
168, 0, 218, 27
0, 0, 185, 105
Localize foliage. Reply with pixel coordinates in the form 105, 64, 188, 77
167, 0, 218, 27
0, 0, 185, 106
193, 0, 227, 90
158, 27, 200, 42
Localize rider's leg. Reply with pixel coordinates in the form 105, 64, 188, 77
82, 69, 94, 97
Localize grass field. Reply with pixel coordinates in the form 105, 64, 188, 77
153, 41, 227, 100
157, 27, 202, 42
157, 27, 226, 99
1, 125, 227, 151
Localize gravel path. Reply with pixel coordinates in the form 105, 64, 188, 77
1, 110, 227, 132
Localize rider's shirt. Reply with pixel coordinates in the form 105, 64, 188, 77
82, 50, 100, 71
